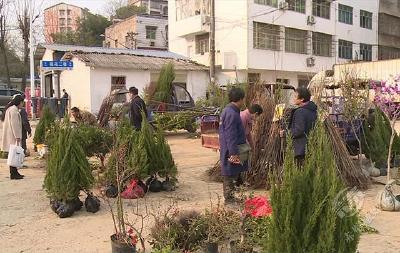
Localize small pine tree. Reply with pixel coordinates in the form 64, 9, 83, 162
44, 126, 94, 202
76, 125, 113, 166
155, 130, 177, 178
33, 106, 56, 145
106, 120, 137, 184
363, 109, 400, 166
154, 63, 175, 103
266, 121, 361, 253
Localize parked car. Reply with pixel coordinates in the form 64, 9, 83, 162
103, 84, 200, 132
0, 89, 24, 114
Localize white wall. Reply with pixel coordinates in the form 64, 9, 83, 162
89, 68, 151, 114
169, 0, 379, 86
136, 16, 168, 49
248, 0, 379, 71
186, 71, 209, 100
59, 58, 92, 111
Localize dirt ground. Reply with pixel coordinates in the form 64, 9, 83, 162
0, 127, 400, 253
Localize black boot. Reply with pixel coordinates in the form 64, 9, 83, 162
10, 167, 24, 180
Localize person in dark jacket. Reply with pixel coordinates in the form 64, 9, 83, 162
219, 87, 248, 204
128, 86, 147, 130
61, 89, 69, 118
288, 87, 317, 166
20, 106, 31, 156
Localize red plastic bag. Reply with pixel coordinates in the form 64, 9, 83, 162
244, 196, 272, 217
121, 180, 145, 199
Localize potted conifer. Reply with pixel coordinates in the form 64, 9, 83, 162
44, 122, 95, 218
33, 106, 56, 151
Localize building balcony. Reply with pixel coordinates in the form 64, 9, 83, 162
175, 14, 210, 37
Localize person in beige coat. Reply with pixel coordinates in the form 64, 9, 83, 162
1, 95, 24, 180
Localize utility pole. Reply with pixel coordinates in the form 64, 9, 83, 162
29, 4, 35, 120
210, 0, 216, 83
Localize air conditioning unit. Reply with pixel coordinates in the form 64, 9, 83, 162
150, 41, 155, 47
306, 57, 315, 67
279, 1, 289, 10
307, 15, 316, 25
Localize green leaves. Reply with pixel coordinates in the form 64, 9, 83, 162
52, 13, 112, 47
266, 121, 361, 253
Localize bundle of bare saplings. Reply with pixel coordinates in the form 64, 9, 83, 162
208, 83, 370, 190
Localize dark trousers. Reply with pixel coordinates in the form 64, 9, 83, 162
223, 173, 242, 201
21, 138, 27, 154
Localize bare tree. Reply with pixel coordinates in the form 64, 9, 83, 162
104, 0, 128, 17
14, 0, 30, 89
0, 0, 11, 86
14, 0, 43, 89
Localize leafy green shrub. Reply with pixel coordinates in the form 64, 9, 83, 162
150, 207, 240, 252
105, 117, 177, 184
76, 125, 113, 166
44, 124, 94, 202
34, 106, 56, 145
266, 121, 361, 253
153, 111, 199, 132
363, 108, 400, 167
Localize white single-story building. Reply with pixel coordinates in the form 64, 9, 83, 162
36, 44, 209, 114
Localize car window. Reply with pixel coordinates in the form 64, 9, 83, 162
0, 90, 7, 96
174, 84, 190, 104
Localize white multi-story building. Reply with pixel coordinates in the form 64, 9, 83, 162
169, 0, 379, 87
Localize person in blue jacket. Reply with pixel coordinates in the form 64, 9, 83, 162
219, 87, 248, 204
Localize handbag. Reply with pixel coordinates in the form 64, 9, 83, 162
7, 144, 25, 168
238, 143, 251, 163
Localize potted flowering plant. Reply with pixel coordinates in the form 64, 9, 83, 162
372, 75, 400, 182
106, 122, 147, 253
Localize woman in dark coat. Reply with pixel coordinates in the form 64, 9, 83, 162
219, 87, 248, 204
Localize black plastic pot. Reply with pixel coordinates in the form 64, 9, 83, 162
204, 242, 218, 253
148, 178, 163, 193
105, 184, 118, 198
111, 234, 136, 253
85, 193, 101, 213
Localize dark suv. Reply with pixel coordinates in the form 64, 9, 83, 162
0, 89, 24, 113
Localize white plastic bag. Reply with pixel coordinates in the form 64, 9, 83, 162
376, 180, 400, 211
7, 144, 25, 168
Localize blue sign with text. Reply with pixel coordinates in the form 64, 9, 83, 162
41, 60, 73, 69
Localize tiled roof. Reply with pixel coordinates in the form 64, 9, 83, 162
40, 44, 188, 60
70, 53, 208, 71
